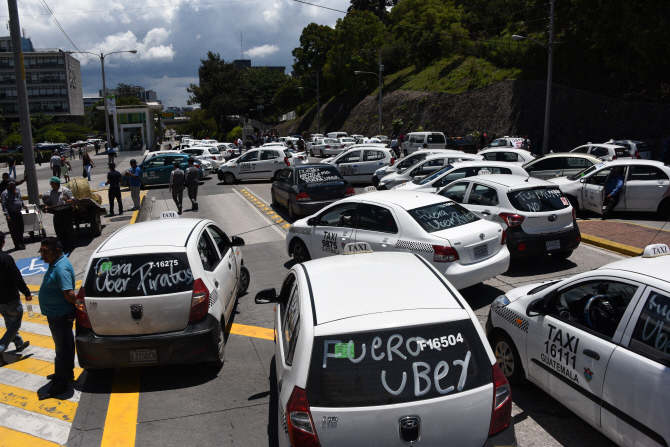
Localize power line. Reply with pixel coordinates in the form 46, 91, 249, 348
292, 0, 347, 14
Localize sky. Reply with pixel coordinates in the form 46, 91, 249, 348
0, 0, 351, 107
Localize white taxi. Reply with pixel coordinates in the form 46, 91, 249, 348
181, 146, 225, 170
570, 143, 631, 162
393, 161, 527, 192
286, 191, 510, 290
548, 159, 670, 218
321, 144, 388, 165
377, 152, 480, 190
256, 246, 516, 447
486, 244, 670, 447
75, 217, 250, 369
328, 147, 396, 184
217, 147, 299, 184
372, 149, 446, 186
479, 148, 537, 166
310, 138, 346, 157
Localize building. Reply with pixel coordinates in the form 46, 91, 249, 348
83, 96, 102, 108
0, 36, 84, 118
232, 59, 285, 72
99, 87, 158, 103
96, 102, 163, 152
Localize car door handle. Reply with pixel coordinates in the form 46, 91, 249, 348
482, 210, 491, 215
228, 263, 232, 270
583, 349, 600, 360
274, 161, 279, 163
215, 280, 219, 288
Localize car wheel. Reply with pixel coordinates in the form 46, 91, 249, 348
223, 172, 236, 185
238, 265, 250, 297
89, 209, 102, 237
309, 149, 314, 157
551, 250, 573, 260
403, 149, 408, 157
292, 240, 311, 264
287, 201, 297, 221
491, 331, 525, 384
210, 321, 225, 369
372, 176, 380, 187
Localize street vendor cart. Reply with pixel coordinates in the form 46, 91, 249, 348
20, 203, 47, 240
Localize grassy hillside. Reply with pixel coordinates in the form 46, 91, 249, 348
373, 56, 523, 95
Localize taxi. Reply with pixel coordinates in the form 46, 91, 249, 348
486, 244, 670, 447
371, 149, 445, 186
523, 153, 600, 180
479, 148, 537, 166
326, 147, 396, 184
121, 153, 203, 187
286, 191, 510, 290
256, 245, 516, 447
377, 152, 480, 190
310, 138, 346, 157
216, 147, 298, 184
75, 217, 250, 369
548, 159, 670, 218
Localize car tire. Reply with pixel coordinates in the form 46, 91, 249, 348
238, 265, 250, 297
372, 176, 380, 187
309, 149, 314, 157
292, 239, 311, 263
287, 201, 297, 221
551, 250, 573, 260
491, 331, 525, 384
223, 172, 236, 185
209, 321, 226, 369
89, 208, 102, 237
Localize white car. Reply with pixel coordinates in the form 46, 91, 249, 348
310, 138, 346, 157
548, 159, 670, 218
439, 174, 581, 259
402, 132, 447, 155
219, 142, 241, 159
217, 147, 300, 184
484, 136, 526, 150
339, 137, 357, 147
372, 149, 449, 186
479, 148, 537, 165
182, 146, 226, 169
486, 243, 670, 447
322, 144, 388, 165
607, 139, 652, 159
330, 147, 396, 184
255, 247, 516, 447
392, 160, 524, 193
378, 153, 481, 190
286, 191, 510, 290
75, 218, 250, 369
523, 153, 601, 180
199, 159, 214, 178
570, 143, 630, 161
326, 131, 348, 139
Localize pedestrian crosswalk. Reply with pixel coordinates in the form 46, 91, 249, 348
0, 297, 82, 446
96, 187, 148, 209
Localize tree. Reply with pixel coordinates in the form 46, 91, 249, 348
115, 83, 143, 100
44, 129, 67, 143
348, 0, 399, 23
273, 77, 305, 113
239, 67, 290, 116
187, 52, 244, 133
292, 23, 335, 77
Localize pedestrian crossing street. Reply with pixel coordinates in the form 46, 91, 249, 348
0, 297, 83, 446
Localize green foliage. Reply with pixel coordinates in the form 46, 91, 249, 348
226, 126, 243, 142
348, 0, 399, 23
5, 133, 21, 146
273, 77, 305, 112
392, 118, 403, 134
292, 23, 335, 78
30, 113, 53, 130
240, 66, 290, 116
35, 123, 92, 143
44, 129, 66, 143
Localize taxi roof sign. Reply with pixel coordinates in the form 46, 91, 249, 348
642, 244, 669, 258
160, 211, 179, 219
343, 242, 373, 255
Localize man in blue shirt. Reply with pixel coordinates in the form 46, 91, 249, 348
602, 167, 624, 220
125, 159, 142, 211
37, 237, 76, 400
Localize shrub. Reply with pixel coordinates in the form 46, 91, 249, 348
226, 126, 243, 142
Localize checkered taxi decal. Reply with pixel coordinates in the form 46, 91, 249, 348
289, 225, 312, 235
395, 239, 434, 253
209, 289, 219, 307
493, 306, 529, 333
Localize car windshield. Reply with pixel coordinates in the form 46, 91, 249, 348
296, 167, 343, 184
325, 139, 340, 144
306, 319, 490, 407
408, 201, 479, 233
416, 165, 454, 184
507, 187, 570, 212
208, 147, 220, 154
398, 154, 427, 170
84, 253, 193, 297
568, 164, 599, 180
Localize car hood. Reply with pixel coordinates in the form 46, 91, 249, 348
546, 176, 573, 186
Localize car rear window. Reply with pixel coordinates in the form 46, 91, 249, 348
507, 187, 569, 212
84, 253, 193, 297
208, 147, 220, 154
306, 320, 491, 407
614, 147, 630, 158
408, 202, 479, 233
427, 134, 446, 144
297, 167, 343, 184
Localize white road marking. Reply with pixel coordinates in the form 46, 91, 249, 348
0, 320, 54, 337
0, 368, 81, 403
0, 402, 73, 445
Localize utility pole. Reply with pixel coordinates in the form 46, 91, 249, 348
316, 73, 321, 135
7, 0, 38, 205
101, 54, 113, 151
378, 49, 383, 137
542, 0, 555, 155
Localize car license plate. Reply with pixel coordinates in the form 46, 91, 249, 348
474, 244, 488, 259
546, 240, 561, 251
130, 349, 158, 364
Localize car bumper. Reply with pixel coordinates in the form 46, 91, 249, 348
293, 200, 341, 216
75, 314, 220, 369
507, 221, 581, 256
483, 419, 517, 447
439, 247, 510, 290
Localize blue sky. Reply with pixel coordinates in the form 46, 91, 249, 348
0, 0, 350, 107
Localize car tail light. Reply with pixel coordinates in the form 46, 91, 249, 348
75, 287, 91, 328
341, 144, 345, 148
499, 213, 525, 227
211, 156, 216, 160
287, 386, 321, 447
345, 188, 355, 197
489, 363, 512, 436
189, 279, 209, 323
284, 157, 290, 166
576, 235, 581, 242
390, 158, 395, 166
636, 152, 641, 159
296, 192, 311, 201
518, 242, 526, 251
612, 155, 617, 160
432, 245, 459, 262
572, 207, 577, 219
325, 145, 331, 149
501, 230, 507, 245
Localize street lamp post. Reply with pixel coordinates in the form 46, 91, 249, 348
67, 50, 137, 151
355, 50, 384, 137
513, 0, 554, 155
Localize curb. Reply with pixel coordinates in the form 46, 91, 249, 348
239, 188, 290, 231
130, 193, 146, 225
580, 233, 642, 257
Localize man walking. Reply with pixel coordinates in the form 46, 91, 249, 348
125, 159, 142, 211
2, 179, 27, 250
0, 233, 32, 367
169, 161, 185, 215
106, 144, 115, 165
390, 136, 399, 158
36, 149, 43, 166
6, 155, 17, 179
50, 152, 62, 179
185, 158, 199, 211
36, 237, 76, 400
42, 177, 75, 253
602, 167, 625, 220
94, 141, 99, 155
105, 163, 123, 216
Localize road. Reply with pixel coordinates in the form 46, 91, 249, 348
63, 157, 623, 447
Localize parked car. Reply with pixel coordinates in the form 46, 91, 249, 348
217, 147, 300, 184
326, 131, 348, 139
372, 149, 448, 186
523, 153, 600, 180
570, 143, 630, 161
121, 154, 203, 187
310, 138, 346, 157
181, 146, 225, 170
446, 137, 477, 154
402, 132, 447, 156
479, 148, 537, 165
606, 139, 653, 159
377, 152, 481, 190
484, 137, 526, 150
330, 147, 396, 184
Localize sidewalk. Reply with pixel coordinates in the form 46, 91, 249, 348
578, 219, 670, 256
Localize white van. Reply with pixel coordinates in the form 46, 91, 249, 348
402, 132, 447, 155
326, 131, 348, 139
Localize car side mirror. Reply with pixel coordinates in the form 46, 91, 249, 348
255, 288, 277, 304
307, 217, 316, 226
580, 177, 587, 183
526, 297, 546, 317
231, 236, 245, 246
414, 175, 425, 181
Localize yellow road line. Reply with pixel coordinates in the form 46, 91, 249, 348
21, 313, 49, 326
100, 368, 141, 447
3, 358, 83, 380
229, 323, 274, 341
14, 333, 55, 351
0, 384, 77, 422
0, 425, 62, 447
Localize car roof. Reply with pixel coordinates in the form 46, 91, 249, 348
449, 160, 522, 167
422, 151, 476, 160
461, 173, 551, 189
480, 148, 533, 154
582, 143, 626, 149
533, 153, 600, 161
599, 256, 670, 283
304, 252, 463, 325
96, 218, 206, 253
600, 159, 668, 167
345, 190, 447, 209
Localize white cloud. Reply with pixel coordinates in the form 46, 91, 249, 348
247, 44, 279, 58
86, 28, 175, 63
